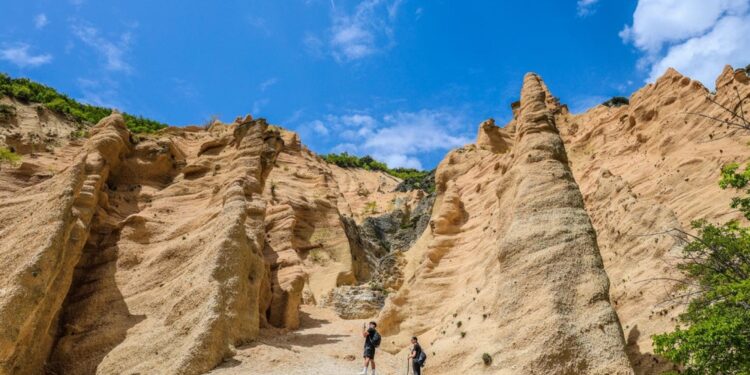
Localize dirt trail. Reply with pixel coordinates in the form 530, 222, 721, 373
210, 305, 406, 375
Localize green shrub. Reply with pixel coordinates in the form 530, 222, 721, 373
602, 96, 630, 107
363, 201, 378, 215
0, 147, 20, 165
10, 85, 32, 101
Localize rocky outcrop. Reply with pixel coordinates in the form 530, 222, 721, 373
260, 131, 359, 326
557, 65, 750, 374
0, 114, 131, 375
328, 163, 419, 223
323, 285, 386, 320
476, 118, 511, 153
0, 114, 283, 375
377, 73, 633, 374
258, 130, 423, 327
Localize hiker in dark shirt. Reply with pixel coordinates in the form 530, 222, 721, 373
359, 321, 380, 375
409, 336, 424, 375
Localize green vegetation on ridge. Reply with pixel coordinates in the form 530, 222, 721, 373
320, 152, 434, 192
0, 73, 167, 133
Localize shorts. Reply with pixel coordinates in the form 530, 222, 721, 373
363, 346, 375, 359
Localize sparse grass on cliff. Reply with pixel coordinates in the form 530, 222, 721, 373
0, 103, 15, 120
0, 73, 167, 133
0, 147, 20, 165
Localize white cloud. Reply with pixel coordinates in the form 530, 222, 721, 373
303, 33, 325, 57
310, 120, 330, 135
259, 77, 278, 92
252, 99, 269, 114
326, 0, 402, 62
72, 23, 132, 72
34, 14, 48, 29
577, 0, 599, 16
318, 109, 472, 169
621, 0, 750, 86
0, 44, 52, 68
247, 15, 270, 35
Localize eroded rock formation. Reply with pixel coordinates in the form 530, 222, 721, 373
1, 66, 748, 374
377, 74, 633, 374
557, 65, 750, 374
0, 114, 283, 374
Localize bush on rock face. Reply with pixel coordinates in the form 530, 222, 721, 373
602, 96, 630, 107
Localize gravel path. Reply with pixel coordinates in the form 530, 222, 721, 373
209, 305, 407, 375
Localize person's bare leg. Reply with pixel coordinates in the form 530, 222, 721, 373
371, 359, 376, 374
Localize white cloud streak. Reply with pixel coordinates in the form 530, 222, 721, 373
577, 0, 599, 16
72, 23, 133, 72
259, 77, 278, 92
0, 44, 52, 68
325, 0, 402, 62
34, 14, 48, 29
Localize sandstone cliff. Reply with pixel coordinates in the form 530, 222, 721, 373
0, 114, 284, 374
1, 66, 748, 374
377, 73, 633, 374
556, 65, 750, 374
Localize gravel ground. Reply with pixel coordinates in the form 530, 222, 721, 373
209, 305, 408, 375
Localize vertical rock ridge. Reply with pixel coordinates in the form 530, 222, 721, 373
0, 114, 131, 375
493, 73, 632, 374
376, 72, 633, 374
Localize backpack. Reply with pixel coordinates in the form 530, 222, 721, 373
370, 331, 381, 347
417, 351, 427, 367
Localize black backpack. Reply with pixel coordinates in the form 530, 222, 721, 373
370, 331, 381, 347
417, 351, 427, 367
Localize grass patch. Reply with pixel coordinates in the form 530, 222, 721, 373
0, 147, 21, 165
363, 201, 378, 215
308, 248, 330, 264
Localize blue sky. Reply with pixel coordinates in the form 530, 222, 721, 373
2, 0, 749, 169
